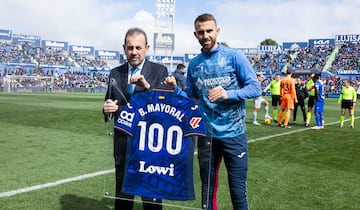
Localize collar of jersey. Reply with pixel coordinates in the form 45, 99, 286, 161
202, 43, 221, 57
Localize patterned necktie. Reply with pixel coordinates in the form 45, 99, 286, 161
128, 67, 139, 94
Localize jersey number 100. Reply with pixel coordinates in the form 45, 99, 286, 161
137, 121, 183, 155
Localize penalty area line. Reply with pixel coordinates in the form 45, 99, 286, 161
0, 169, 114, 198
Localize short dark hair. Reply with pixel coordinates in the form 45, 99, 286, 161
194, 13, 217, 27
177, 64, 185, 69
124, 27, 148, 45
313, 74, 320, 81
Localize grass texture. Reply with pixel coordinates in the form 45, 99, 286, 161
0, 92, 359, 210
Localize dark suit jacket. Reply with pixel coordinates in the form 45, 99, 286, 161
103, 59, 168, 166
105, 59, 168, 116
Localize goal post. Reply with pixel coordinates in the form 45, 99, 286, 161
3, 75, 54, 93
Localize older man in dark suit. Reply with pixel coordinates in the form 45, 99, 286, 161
103, 27, 168, 210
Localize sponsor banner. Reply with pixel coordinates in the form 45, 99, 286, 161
335, 70, 360, 75
335, 34, 360, 44
159, 56, 184, 64
293, 69, 313, 74
146, 55, 184, 64
42, 40, 68, 51
69, 45, 94, 56
0, 29, 12, 40
308, 38, 335, 47
39, 64, 69, 69
95, 50, 120, 60
184, 53, 198, 62
237, 48, 258, 56
282, 42, 308, 50
119, 54, 127, 63
257, 45, 283, 53
154, 33, 175, 50
39, 64, 70, 73
87, 66, 111, 71
12, 34, 41, 46
328, 93, 340, 98
6, 62, 36, 68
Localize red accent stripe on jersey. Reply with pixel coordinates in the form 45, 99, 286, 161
153, 88, 175, 93
184, 132, 206, 137
114, 126, 133, 137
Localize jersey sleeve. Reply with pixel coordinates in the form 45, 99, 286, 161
182, 103, 206, 137
338, 88, 343, 103
280, 80, 284, 97
291, 79, 297, 100
352, 87, 357, 102
114, 101, 139, 136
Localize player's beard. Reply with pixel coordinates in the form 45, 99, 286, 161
199, 38, 217, 52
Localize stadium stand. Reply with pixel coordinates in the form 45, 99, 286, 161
1, 32, 359, 94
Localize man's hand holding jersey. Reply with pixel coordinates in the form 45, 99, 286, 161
104, 99, 118, 114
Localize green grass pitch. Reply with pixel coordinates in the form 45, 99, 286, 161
0, 92, 359, 210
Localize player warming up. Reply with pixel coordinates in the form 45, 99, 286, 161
338, 79, 357, 128
278, 70, 297, 128
311, 74, 325, 129
252, 73, 272, 125
164, 13, 261, 210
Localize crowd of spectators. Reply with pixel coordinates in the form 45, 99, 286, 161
249, 42, 359, 74
50, 70, 109, 90
69, 52, 109, 69
35, 47, 70, 66
1, 40, 360, 93
0, 41, 112, 92
288, 44, 335, 71
0, 41, 112, 70
249, 51, 291, 74
0, 42, 33, 63
332, 42, 360, 72
2, 69, 109, 92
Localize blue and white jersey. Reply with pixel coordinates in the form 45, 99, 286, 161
182, 44, 261, 138
314, 80, 325, 112
114, 88, 206, 201
315, 80, 325, 102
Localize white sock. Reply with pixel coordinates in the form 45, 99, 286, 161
265, 106, 269, 116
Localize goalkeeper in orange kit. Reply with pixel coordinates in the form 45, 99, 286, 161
278, 70, 297, 128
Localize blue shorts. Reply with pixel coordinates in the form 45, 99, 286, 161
315, 100, 324, 113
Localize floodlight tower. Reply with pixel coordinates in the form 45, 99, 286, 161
154, 0, 175, 72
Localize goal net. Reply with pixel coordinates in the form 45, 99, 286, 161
3, 75, 54, 93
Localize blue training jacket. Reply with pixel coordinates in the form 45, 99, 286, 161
176, 44, 261, 138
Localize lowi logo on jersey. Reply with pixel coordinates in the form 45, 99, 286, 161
190, 117, 202, 129
138, 161, 174, 177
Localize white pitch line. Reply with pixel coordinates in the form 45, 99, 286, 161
248, 117, 359, 143
1, 118, 358, 198
248, 126, 312, 143
0, 169, 114, 198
